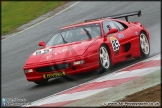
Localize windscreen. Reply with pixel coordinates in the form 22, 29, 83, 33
46, 23, 101, 47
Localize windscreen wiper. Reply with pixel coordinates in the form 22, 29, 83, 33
83, 28, 92, 39
59, 33, 68, 43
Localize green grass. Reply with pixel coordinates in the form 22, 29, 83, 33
2, 1, 67, 35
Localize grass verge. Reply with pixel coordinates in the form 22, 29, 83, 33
2, 1, 67, 35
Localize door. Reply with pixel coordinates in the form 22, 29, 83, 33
102, 20, 133, 63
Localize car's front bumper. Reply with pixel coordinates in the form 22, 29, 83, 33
24, 53, 99, 82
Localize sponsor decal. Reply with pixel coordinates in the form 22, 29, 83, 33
43, 71, 66, 79
110, 37, 120, 54
135, 31, 139, 35
33, 48, 52, 55
34, 46, 77, 59
45, 46, 77, 59
118, 34, 124, 38
53, 49, 69, 55
46, 55, 52, 59
53, 46, 77, 56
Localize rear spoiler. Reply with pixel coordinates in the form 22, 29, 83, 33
85, 10, 141, 22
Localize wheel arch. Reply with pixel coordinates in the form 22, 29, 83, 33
140, 30, 150, 43
100, 43, 112, 64
139, 30, 150, 58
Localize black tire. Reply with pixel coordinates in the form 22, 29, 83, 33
97, 45, 111, 73
139, 32, 150, 58
34, 79, 48, 85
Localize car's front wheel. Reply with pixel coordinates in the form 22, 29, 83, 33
97, 45, 111, 73
139, 32, 150, 58
34, 79, 48, 85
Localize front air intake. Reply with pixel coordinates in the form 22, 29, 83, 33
35, 63, 71, 73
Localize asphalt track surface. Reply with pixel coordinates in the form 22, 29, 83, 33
2, 1, 160, 103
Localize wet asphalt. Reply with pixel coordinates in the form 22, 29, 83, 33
2, 1, 160, 103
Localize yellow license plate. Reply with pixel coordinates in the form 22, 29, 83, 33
43, 71, 65, 79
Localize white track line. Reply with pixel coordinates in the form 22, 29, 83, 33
25, 54, 160, 105
30, 88, 108, 106
26, 66, 160, 106
95, 66, 160, 82
2, 1, 79, 41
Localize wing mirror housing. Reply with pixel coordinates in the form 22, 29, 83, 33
38, 41, 46, 48
106, 28, 118, 36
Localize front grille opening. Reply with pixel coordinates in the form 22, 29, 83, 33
35, 63, 71, 73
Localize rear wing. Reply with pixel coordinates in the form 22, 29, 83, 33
85, 10, 141, 22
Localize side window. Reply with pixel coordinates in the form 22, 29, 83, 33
102, 20, 118, 35
113, 21, 127, 31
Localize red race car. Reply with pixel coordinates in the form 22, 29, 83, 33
24, 10, 150, 85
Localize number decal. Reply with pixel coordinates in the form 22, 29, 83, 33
33, 48, 52, 55
110, 37, 120, 53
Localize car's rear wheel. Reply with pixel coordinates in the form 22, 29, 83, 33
139, 32, 150, 58
34, 79, 48, 85
97, 45, 111, 73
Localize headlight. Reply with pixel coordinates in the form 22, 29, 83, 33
73, 60, 85, 65
24, 69, 33, 73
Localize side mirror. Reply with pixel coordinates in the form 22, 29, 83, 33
38, 41, 46, 48
106, 28, 118, 36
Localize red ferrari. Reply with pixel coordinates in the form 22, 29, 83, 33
23, 10, 150, 85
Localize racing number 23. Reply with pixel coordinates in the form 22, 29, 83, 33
110, 37, 120, 52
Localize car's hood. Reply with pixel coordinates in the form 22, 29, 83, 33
25, 39, 97, 66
